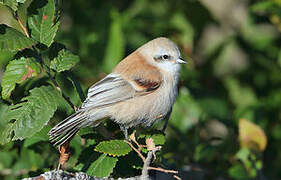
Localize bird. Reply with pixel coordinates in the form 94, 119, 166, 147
48, 37, 186, 146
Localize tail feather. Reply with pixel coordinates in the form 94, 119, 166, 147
49, 108, 108, 146
49, 112, 83, 134
52, 127, 79, 146
48, 111, 86, 146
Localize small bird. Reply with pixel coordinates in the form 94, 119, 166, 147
49, 37, 186, 146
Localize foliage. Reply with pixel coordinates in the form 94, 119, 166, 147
1, 57, 40, 99
94, 140, 132, 157
0, 24, 36, 51
86, 154, 118, 178
0, 0, 280, 179
0, 86, 63, 143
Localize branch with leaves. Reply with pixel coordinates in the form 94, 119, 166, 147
0, 1, 179, 179
23, 133, 180, 180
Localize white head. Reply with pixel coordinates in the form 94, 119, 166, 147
138, 37, 186, 73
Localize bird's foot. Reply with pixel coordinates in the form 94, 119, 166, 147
119, 125, 129, 141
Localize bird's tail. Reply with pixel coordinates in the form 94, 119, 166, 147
48, 111, 87, 146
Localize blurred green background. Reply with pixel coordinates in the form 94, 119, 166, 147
0, 0, 281, 179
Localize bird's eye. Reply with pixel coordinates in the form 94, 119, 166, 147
153, 54, 171, 62
162, 54, 169, 60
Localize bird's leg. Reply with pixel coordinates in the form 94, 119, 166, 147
119, 125, 129, 140
162, 108, 172, 133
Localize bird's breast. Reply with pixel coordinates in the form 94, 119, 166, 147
109, 71, 179, 127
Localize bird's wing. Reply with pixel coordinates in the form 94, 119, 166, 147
80, 73, 161, 109
81, 51, 162, 110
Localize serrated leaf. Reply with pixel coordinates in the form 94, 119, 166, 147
50, 49, 79, 72
239, 118, 267, 152
0, 24, 36, 52
1, 57, 41, 100
0, 86, 63, 144
0, 0, 18, 11
102, 9, 124, 73
87, 154, 118, 178
95, 140, 132, 157
27, 0, 59, 47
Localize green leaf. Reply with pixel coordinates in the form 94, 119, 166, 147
224, 77, 257, 108
50, 49, 79, 72
13, 148, 43, 172
17, 0, 27, 3
17, 0, 33, 31
251, 1, 275, 12
150, 134, 165, 145
95, 140, 132, 157
23, 124, 51, 147
170, 12, 194, 48
27, 0, 59, 47
0, 0, 18, 11
75, 145, 99, 172
0, 102, 8, 128
0, 24, 36, 52
170, 88, 202, 132
102, 9, 125, 73
139, 133, 166, 145
1, 57, 41, 100
0, 86, 63, 144
228, 164, 248, 179
198, 98, 228, 119
87, 154, 118, 178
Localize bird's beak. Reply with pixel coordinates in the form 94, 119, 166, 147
176, 57, 186, 64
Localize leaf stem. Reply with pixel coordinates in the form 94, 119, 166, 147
63, 71, 86, 102
14, 12, 30, 38
48, 71, 77, 111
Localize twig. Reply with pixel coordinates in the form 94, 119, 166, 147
125, 140, 146, 162
147, 167, 178, 174
141, 146, 179, 179
173, 175, 182, 180
141, 148, 153, 178
142, 145, 179, 180
129, 131, 146, 151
